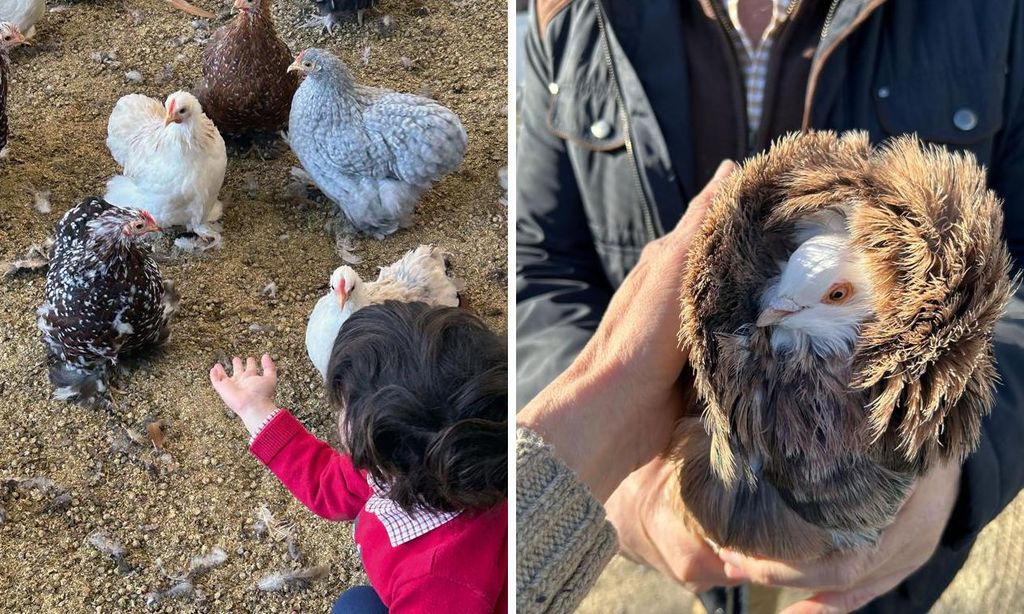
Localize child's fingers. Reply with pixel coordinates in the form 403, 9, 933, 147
210, 363, 226, 382
245, 357, 258, 374
232, 357, 243, 377
261, 354, 276, 376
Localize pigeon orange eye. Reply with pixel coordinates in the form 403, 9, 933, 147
822, 282, 854, 305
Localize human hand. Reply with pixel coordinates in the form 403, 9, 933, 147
718, 461, 962, 614
604, 450, 736, 594
518, 159, 737, 502
209, 354, 279, 437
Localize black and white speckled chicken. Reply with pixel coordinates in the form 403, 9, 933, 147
37, 197, 180, 407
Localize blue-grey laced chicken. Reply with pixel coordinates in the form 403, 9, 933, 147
286, 48, 467, 238
38, 197, 180, 407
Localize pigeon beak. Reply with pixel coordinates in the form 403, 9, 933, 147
166, 0, 216, 18
756, 308, 797, 327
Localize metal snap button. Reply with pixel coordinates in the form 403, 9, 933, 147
953, 108, 978, 131
547, 82, 559, 95
877, 86, 890, 99
590, 120, 611, 139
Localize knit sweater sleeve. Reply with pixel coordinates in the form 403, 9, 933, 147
515, 427, 618, 613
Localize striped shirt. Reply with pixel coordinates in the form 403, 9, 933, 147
718, 0, 795, 139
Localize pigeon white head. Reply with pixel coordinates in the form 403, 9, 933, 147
329, 266, 362, 311
757, 234, 873, 355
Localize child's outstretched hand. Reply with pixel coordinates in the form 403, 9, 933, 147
210, 354, 279, 437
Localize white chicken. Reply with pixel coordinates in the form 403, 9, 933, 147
0, 0, 43, 40
104, 91, 227, 246
305, 245, 460, 379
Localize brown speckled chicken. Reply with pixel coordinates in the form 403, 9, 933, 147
193, 0, 298, 136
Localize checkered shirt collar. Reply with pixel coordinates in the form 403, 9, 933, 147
364, 476, 461, 547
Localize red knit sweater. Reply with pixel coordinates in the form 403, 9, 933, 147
249, 410, 508, 613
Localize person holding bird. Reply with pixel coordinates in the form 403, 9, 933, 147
210, 302, 507, 613
517, 1, 1024, 612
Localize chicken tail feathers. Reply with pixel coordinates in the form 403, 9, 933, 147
48, 361, 112, 409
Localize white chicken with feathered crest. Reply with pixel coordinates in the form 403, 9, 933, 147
104, 91, 227, 247
305, 245, 460, 379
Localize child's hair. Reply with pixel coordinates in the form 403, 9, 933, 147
326, 301, 507, 514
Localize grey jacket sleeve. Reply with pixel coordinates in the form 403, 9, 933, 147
516, 6, 614, 408
516, 428, 618, 614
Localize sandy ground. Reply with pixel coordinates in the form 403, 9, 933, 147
0, 0, 507, 612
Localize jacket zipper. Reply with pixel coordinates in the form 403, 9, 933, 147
802, 0, 888, 129
593, 0, 660, 241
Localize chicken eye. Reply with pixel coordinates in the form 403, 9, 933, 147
3, 36, 10, 41
822, 282, 854, 305
303, 61, 313, 68
178, 107, 187, 114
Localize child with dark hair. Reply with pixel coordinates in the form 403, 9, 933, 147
210, 301, 507, 613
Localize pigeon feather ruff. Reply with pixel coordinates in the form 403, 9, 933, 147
38, 197, 179, 407
675, 131, 1014, 560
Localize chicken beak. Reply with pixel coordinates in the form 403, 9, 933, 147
14, 33, 29, 46
756, 308, 795, 327
287, 60, 303, 74
163, 114, 177, 127
166, 0, 217, 18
